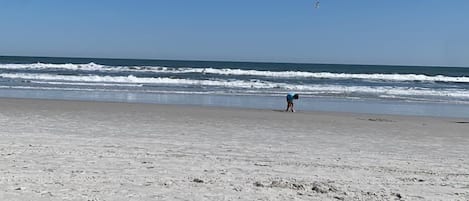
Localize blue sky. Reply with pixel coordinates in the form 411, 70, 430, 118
1, 0, 468, 66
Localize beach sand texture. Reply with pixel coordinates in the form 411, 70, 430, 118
0, 98, 468, 201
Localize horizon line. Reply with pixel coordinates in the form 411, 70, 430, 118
0, 54, 467, 69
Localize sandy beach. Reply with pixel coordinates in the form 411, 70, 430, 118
0, 98, 468, 201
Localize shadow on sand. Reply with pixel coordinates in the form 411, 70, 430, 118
272, 109, 286, 112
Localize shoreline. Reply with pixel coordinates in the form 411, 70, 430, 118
1, 97, 468, 200
1, 96, 469, 121
2, 89, 469, 119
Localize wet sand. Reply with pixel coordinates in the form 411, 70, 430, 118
0, 98, 468, 200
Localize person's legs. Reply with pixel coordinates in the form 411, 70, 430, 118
285, 93, 298, 112
286, 101, 291, 112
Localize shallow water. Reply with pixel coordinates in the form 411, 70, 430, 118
2, 88, 469, 118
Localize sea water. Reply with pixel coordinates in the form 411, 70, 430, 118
1, 56, 469, 118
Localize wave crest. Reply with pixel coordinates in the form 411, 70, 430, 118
2, 73, 469, 99
1, 63, 469, 83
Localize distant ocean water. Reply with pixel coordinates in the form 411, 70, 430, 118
1, 56, 469, 117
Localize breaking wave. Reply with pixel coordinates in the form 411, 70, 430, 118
2, 63, 469, 83
2, 73, 469, 99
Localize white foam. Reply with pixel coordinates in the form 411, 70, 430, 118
30, 81, 143, 87
2, 73, 469, 99
2, 63, 469, 83
0, 73, 277, 89
185, 68, 469, 83
0, 85, 224, 95
0, 62, 108, 71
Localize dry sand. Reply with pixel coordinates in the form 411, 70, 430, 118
0, 98, 468, 201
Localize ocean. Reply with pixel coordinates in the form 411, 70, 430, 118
1, 56, 469, 118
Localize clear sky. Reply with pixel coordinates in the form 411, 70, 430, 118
1, 0, 468, 67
